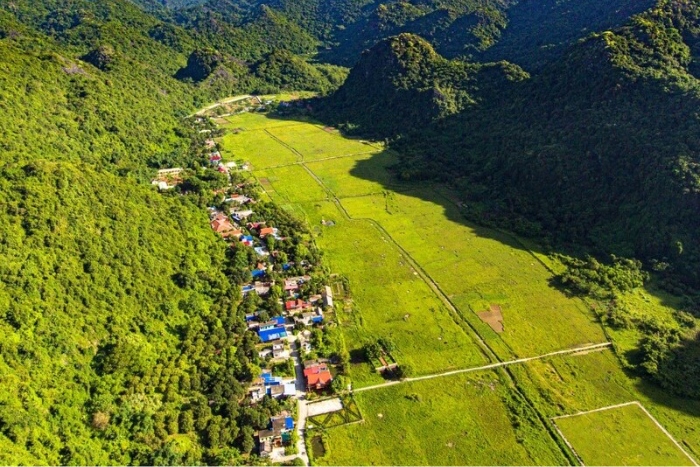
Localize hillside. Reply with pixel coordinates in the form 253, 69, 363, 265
319, 33, 528, 136
0, 1, 341, 464
321, 0, 700, 398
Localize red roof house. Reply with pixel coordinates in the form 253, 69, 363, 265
259, 227, 275, 238
303, 362, 332, 390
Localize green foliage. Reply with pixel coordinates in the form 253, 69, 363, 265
320, 33, 527, 137
556, 255, 649, 299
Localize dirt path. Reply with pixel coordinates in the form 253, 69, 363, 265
192, 94, 253, 117
354, 342, 612, 393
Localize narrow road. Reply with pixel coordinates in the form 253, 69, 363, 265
289, 336, 310, 465
354, 342, 612, 393
192, 94, 253, 116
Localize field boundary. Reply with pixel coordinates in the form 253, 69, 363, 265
551, 401, 699, 466
354, 342, 612, 393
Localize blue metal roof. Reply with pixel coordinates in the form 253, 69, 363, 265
252, 269, 265, 278
273, 316, 286, 325
285, 417, 294, 430
258, 326, 287, 342
311, 316, 323, 323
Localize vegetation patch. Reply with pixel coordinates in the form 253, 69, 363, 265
314, 372, 567, 466
553, 403, 695, 466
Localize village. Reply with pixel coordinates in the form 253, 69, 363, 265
151, 111, 346, 463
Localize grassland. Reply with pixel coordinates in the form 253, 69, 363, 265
300, 200, 488, 385
218, 108, 700, 466
315, 371, 567, 466
554, 403, 694, 466
265, 124, 378, 161
339, 190, 607, 358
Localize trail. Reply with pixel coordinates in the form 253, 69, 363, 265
354, 342, 612, 393
192, 94, 252, 116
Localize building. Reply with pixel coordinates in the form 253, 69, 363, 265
285, 299, 312, 313
294, 309, 324, 326
258, 413, 295, 456
322, 285, 334, 308
258, 323, 288, 343
303, 361, 332, 391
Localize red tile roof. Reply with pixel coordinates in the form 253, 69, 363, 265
303, 364, 332, 389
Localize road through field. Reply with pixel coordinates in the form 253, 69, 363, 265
353, 342, 612, 393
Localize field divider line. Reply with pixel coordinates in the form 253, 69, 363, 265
551, 401, 699, 466
634, 402, 699, 466
264, 129, 306, 163
258, 150, 380, 170
354, 342, 612, 393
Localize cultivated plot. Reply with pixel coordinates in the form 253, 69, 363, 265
553, 402, 696, 466
266, 124, 378, 161
306, 151, 409, 198
254, 166, 328, 203
339, 190, 607, 358
297, 201, 488, 384
223, 112, 303, 131
315, 371, 567, 466
219, 127, 299, 168
509, 349, 700, 461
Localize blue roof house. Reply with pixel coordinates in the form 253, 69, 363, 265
258, 326, 287, 343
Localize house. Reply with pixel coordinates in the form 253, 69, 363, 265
272, 342, 288, 359
210, 214, 237, 237
252, 268, 266, 279
232, 210, 254, 222
240, 235, 254, 247
254, 246, 270, 257
294, 309, 324, 327
322, 286, 334, 308
258, 413, 295, 456
227, 194, 249, 204
258, 324, 288, 343
249, 385, 265, 402
209, 152, 222, 165
205, 139, 216, 149
303, 362, 332, 391
259, 227, 278, 238
268, 384, 294, 398
253, 282, 272, 295
285, 299, 312, 313
309, 294, 323, 305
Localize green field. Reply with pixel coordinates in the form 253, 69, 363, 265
316, 372, 567, 466
298, 200, 488, 385
218, 109, 700, 466
265, 124, 378, 161
554, 403, 694, 466
339, 190, 607, 358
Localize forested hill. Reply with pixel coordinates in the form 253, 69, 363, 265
320, 33, 528, 137
386, 0, 700, 288
0, 1, 339, 464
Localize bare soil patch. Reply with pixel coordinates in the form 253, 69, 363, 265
478, 304, 504, 333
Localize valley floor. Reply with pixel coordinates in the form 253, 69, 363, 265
217, 108, 700, 466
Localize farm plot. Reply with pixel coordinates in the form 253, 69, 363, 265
253, 166, 328, 203
266, 124, 378, 161
339, 190, 607, 358
295, 201, 488, 385
314, 371, 567, 466
509, 349, 700, 461
553, 403, 695, 466
219, 128, 299, 168
223, 112, 303, 131
306, 151, 410, 198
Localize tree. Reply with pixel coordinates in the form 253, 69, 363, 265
396, 363, 414, 380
